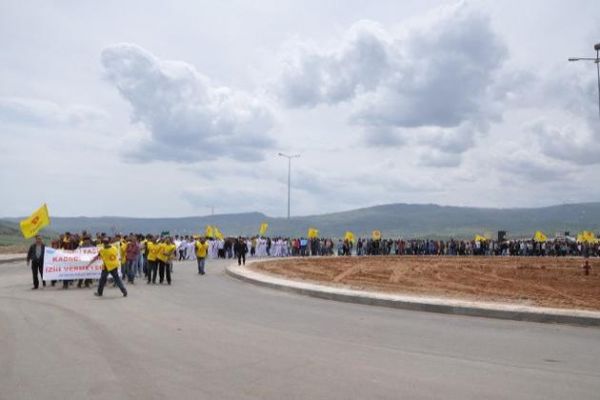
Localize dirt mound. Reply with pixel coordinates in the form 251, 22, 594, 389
251, 256, 600, 310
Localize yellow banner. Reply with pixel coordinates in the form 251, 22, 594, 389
214, 226, 224, 240
205, 225, 214, 238
344, 231, 355, 242
20, 203, 50, 239
308, 228, 319, 238
259, 222, 268, 236
372, 230, 381, 240
474, 234, 487, 242
533, 230, 547, 243
577, 231, 598, 243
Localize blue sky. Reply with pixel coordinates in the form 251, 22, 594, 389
1, 0, 599, 217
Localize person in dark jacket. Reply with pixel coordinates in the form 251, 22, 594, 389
26, 235, 45, 289
234, 237, 248, 266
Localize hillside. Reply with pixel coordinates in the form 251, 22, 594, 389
0, 220, 22, 245
0, 220, 55, 251
3, 202, 599, 240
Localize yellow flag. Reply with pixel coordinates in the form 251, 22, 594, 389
474, 234, 487, 242
214, 226, 224, 240
205, 225, 214, 238
577, 231, 597, 243
259, 223, 268, 236
308, 228, 319, 238
533, 230, 547, 243
372, 230, 381, 240
344, 231, 355, 242
20, 203, 50, 239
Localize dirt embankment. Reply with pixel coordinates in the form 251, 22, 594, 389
251, 256, 600, 310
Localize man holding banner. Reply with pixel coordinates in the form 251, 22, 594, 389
26, 235, 45, 289
88, 238, 128, 297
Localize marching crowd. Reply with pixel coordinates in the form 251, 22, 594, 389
349, 237, 600, 257
27, 232, 213, 293
25, 231, 599, 293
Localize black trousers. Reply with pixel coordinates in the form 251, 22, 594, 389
31, 260, 44, 288
97, 268, 127, 296
77, 279, 92, 287
158, 260, 171, 284
237, 252, 246, 266
147, 260, 158, 283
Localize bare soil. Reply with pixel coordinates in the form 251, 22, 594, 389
251, 256, 600, 310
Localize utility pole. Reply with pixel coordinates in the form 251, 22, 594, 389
278, 153, 300, 219
568, 42, 600, 119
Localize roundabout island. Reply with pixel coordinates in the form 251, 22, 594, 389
228, 256, 600, 326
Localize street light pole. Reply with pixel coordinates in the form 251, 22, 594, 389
278, 152, 300, 219
568, 42, 600, 119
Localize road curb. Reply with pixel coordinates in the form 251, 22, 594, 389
226, 259, 600, 327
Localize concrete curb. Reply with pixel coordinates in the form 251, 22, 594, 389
226, 259, 600, 327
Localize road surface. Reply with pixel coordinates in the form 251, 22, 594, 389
0, 258, 599, 400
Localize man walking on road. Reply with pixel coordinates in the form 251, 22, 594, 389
146, 236, 159, 284
26, 235, 45, 289
157, 236, 176, 285
194, 237, 208, 275
89, 238, 127, 297
125, 235, 140, 284
234, 237, 248, 266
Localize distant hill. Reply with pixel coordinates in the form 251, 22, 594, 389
3, 203, 600, 240
0, 220, 20, 236
0, 220, 55, 248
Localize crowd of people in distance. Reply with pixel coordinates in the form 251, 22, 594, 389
348, 237, 600, 257
26, 231, 600, 292
145, 234, 600, 261
46, 232, 600, 267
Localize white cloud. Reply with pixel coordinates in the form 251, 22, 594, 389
531, 119, 600, 165
276, 20, 392, 107
181, 185, 281, 214
498, 150, 577, 182
101, 43, 277, 163
523, 71, 600, 166
0, 97, 108, 128
416, 149, 462, 168
274, 2, 509, 167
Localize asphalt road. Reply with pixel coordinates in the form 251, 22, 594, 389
1, 258, 599, 400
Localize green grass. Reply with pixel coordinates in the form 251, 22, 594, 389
0, 220, 53, 252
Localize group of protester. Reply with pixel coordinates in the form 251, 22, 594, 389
179, 235, 600, 258
171, 235, 337, 259
348, 237, 600, 257
25, 231, 599, 294
26, 231, 214, 294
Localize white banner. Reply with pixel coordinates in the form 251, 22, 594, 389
43, 246, 118, 281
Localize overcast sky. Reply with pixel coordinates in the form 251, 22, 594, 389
1, 0, 599, 218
